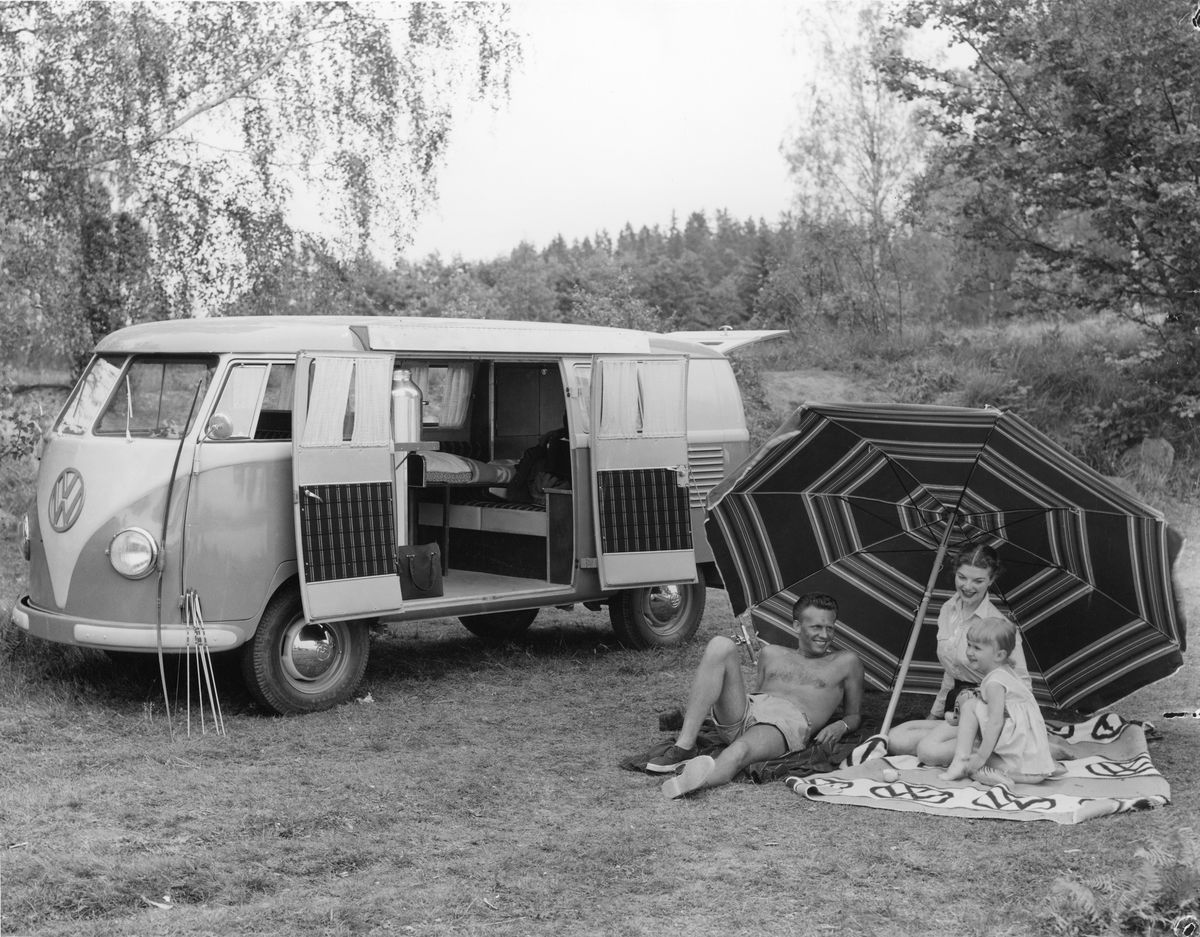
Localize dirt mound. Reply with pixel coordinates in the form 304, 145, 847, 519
760, 368, 893, 417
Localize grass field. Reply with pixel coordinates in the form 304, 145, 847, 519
2, 322, 1197, 936
2, 524, 1197, 936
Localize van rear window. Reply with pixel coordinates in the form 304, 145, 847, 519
93, 358, 215, 438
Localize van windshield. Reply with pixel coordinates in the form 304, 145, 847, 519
56, 355, 124, 435
78, 357, 216, 439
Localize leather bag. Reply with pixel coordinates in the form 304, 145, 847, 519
397, 543, 443, 599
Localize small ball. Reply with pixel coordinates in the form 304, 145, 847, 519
881, 767, 900, 782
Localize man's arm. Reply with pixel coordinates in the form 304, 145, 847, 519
812, 653, 864, 745
839, 653, 865, 733
748, 643, 772, 694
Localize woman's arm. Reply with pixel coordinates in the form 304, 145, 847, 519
930, 670, 955, 718
965, 681, 1006, 772
930, 600, 958, 717
1010, 629, 1033, 688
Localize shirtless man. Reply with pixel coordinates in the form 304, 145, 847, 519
650, 592, 865, 799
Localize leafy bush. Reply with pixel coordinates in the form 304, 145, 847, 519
1044, 828, 1200, 936
0, 383, 49, 532
1077, 336, 1200, 467
0, 385, 43, 462
742, 316, 1200, 500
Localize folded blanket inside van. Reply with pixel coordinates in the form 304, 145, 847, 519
412, 452, 516, 486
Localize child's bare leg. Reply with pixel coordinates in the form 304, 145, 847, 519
973, 765, 1015, 787
939, 702, 980, 780
975, 762, 1049, 786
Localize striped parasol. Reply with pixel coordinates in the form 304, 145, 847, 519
705, 403, 1186, 727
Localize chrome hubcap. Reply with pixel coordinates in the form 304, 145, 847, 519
646, 585, 685, 627
281, 619, 340, 683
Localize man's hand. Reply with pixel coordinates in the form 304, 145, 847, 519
814, 719, 850, 747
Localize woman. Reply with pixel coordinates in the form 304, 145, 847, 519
888, 545, 1032, 766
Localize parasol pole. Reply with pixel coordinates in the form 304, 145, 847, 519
880, 517, 958, 736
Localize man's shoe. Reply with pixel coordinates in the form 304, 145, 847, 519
645, 744, 699, 774
662, 755, 716, 799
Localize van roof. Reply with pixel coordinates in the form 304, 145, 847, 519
93, 315, 727, 358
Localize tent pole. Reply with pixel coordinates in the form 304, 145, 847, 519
880, 521, 957, 735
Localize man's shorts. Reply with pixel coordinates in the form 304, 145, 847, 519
711, 693, 812, 753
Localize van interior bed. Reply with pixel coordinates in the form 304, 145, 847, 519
402, 360, 575, 586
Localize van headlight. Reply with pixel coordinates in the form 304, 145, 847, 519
21, 513, 31, 560
108, 527, 160, 579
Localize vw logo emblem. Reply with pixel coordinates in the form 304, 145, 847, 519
48, 468, 85, 532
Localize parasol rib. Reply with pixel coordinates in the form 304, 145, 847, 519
880, 513, 958, 735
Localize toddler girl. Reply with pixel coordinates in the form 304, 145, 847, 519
939, 616, 1057, 786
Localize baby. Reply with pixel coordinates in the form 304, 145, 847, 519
939, 617, 1057, 786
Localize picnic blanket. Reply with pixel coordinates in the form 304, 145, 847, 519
791, 713, 1170, 824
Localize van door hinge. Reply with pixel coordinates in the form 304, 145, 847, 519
577, 557, 598, 569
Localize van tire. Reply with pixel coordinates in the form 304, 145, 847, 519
240, 588, 369, 715
608, 580, 706, 649
459, 608, 538, 642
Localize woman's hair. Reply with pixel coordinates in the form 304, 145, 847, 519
951, 544, 1003, 579
967, 616, 1017, 659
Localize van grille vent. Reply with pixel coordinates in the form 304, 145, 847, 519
687, 445, 725, 509
299, 482, 395, 582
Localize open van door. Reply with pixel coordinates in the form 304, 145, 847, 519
292, 351, 404, 621
667, 329, 789, 354
589, 355, 696, 588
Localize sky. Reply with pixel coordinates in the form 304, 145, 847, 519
401, 0, 810, 263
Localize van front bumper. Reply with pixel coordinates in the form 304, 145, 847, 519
13, 595, 245, 652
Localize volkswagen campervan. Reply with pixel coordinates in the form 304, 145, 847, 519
14, 317, 782, 713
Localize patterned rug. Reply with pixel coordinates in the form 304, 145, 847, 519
789, 713, 1169, 824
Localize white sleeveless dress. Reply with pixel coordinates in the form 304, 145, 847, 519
982, 667, 1056, 778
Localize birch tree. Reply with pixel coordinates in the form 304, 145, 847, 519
784, 0, 927, 334
0, 1, 519, 362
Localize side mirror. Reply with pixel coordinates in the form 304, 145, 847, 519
206, 413, 233, 439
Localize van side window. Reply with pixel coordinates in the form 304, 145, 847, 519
207, 362, 294, 441
95, 358, 214, 438
399, 361, 474, 428
258, 364, 295, 439
595, 358, 686, 439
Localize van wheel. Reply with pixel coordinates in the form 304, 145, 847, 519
459, 608, 538, 642
240, 588, 369, 715
608, 580, 706, 649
